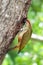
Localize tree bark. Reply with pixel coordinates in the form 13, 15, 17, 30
0, 0, 31, 64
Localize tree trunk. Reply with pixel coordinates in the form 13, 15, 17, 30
0, 0, 31, 65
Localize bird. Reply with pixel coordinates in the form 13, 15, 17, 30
8, 18, 32, 53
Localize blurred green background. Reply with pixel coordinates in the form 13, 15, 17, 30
2, 0, 43, 65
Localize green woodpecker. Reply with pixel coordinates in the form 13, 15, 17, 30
8, 18, 32, 53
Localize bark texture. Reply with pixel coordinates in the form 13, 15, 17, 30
0, 0, 31, 64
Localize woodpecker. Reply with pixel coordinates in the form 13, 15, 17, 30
8, 18, 32, 53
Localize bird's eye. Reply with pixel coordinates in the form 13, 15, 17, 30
23, 18, 27, 24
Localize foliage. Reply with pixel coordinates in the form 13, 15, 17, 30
2, 0, 43, 65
